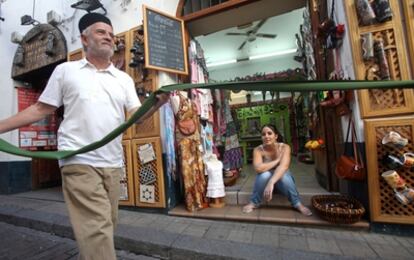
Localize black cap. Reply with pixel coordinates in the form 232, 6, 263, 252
78, 13, 112, 34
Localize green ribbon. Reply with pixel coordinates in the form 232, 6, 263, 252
1, 80, 413, 159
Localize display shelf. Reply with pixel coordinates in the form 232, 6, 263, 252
120, 140, 135, 206
132, 137, 166, 208
364, 116, 414, 224
403, 0, 414, 77
344, 0, 414, 118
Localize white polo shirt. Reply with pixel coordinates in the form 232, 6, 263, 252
39, 58, 140, 167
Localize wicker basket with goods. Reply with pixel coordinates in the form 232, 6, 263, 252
311, 195, 365, 224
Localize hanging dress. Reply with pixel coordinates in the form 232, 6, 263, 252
175, 93, 208, 211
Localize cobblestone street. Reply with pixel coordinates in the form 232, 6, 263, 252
0, 222, 158, 260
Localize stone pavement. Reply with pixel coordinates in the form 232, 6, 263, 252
0, 193, 413, 260
0, 221, 157, 260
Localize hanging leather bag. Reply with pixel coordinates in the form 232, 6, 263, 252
335, 117, 366, 181
177, 118, 196, 135
176, 94, 197, 136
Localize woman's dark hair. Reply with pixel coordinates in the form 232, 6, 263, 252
261, 124, 284, 143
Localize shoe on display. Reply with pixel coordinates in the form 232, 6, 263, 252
395, 188, 414, 205
381, 131, 408, 149
381, 170, 406, 190
372, 0, 393, 23
356, 0, 376, 26
382, 154, 404, 170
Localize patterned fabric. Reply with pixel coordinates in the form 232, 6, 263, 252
175, 94, 208, 212
221, 90, 242, 170
223, 148, 243, 170
225, 121, 238, 136
224, 134, 240, 151
162, 103, 176, 180
213, 89, 223, 146
200, 122, 214, 155
178, 138, 208, 211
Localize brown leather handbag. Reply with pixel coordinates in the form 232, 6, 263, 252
176, 94, 197, 136
177, 118, 196, 136
335, 117, 366, 181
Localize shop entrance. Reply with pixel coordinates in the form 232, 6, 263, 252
169, 1, 345, 224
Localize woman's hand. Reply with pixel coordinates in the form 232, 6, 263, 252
263, 182, 274, 201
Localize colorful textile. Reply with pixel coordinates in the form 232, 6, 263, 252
174, 94, 208, 212
162, 102, 176, 180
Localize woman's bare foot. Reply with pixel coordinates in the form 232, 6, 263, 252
242, 202, 257, 213
296, 204, 312, 216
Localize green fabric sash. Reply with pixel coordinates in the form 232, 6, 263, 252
1, 80, 413, 159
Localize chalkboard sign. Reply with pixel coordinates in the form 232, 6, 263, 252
143, 5, 188, 75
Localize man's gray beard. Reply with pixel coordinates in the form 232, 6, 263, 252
90, 47, 114, 60
100, 48, 114, 60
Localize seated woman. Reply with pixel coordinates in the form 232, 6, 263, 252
242, 124, 312, 216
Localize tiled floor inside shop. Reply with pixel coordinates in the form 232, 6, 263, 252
169, 157, 370, 229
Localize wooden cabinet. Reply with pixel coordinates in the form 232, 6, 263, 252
128, 26, 160, 139
119, 140, 135, 206
344, 0, 414, 118
132, 137, 165, 208
131, 70, 160, 139
344, 0, 414, 225
119, 27, 164, 208
403, 0, 414, 77
364, 116, 414, 224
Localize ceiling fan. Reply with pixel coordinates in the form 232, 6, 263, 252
226, 18, 277, 50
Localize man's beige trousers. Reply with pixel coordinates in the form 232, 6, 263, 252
61, 164, 121, 260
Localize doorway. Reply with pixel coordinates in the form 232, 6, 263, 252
170, 2, 343, 224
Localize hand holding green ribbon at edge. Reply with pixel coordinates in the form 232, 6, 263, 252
0, 79, 413, 159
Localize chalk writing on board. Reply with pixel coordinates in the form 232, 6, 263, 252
143, 6, 188, 75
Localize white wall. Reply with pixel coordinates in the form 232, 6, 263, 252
333, 0, 364, 142
209, 54, 299, 81
208, 54, 298, 105
0, 0, 179, 161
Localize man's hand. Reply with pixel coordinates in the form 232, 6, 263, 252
155, 92, 170, 107
134, 92, 170, 124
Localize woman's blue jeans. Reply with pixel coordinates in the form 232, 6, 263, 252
249, 170, 301, 207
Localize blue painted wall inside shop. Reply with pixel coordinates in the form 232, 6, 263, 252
0, 161, 31, 194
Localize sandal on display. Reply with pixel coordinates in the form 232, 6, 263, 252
242, 203, 258, 213
381, 131, 408, 149
402, 153, 414, 168
381, 170, 414, 205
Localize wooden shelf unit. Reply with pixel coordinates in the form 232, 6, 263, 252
364, 116, 414, 224
344, 0, 414, 119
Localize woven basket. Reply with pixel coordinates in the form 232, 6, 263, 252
311, 195, 365, 224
